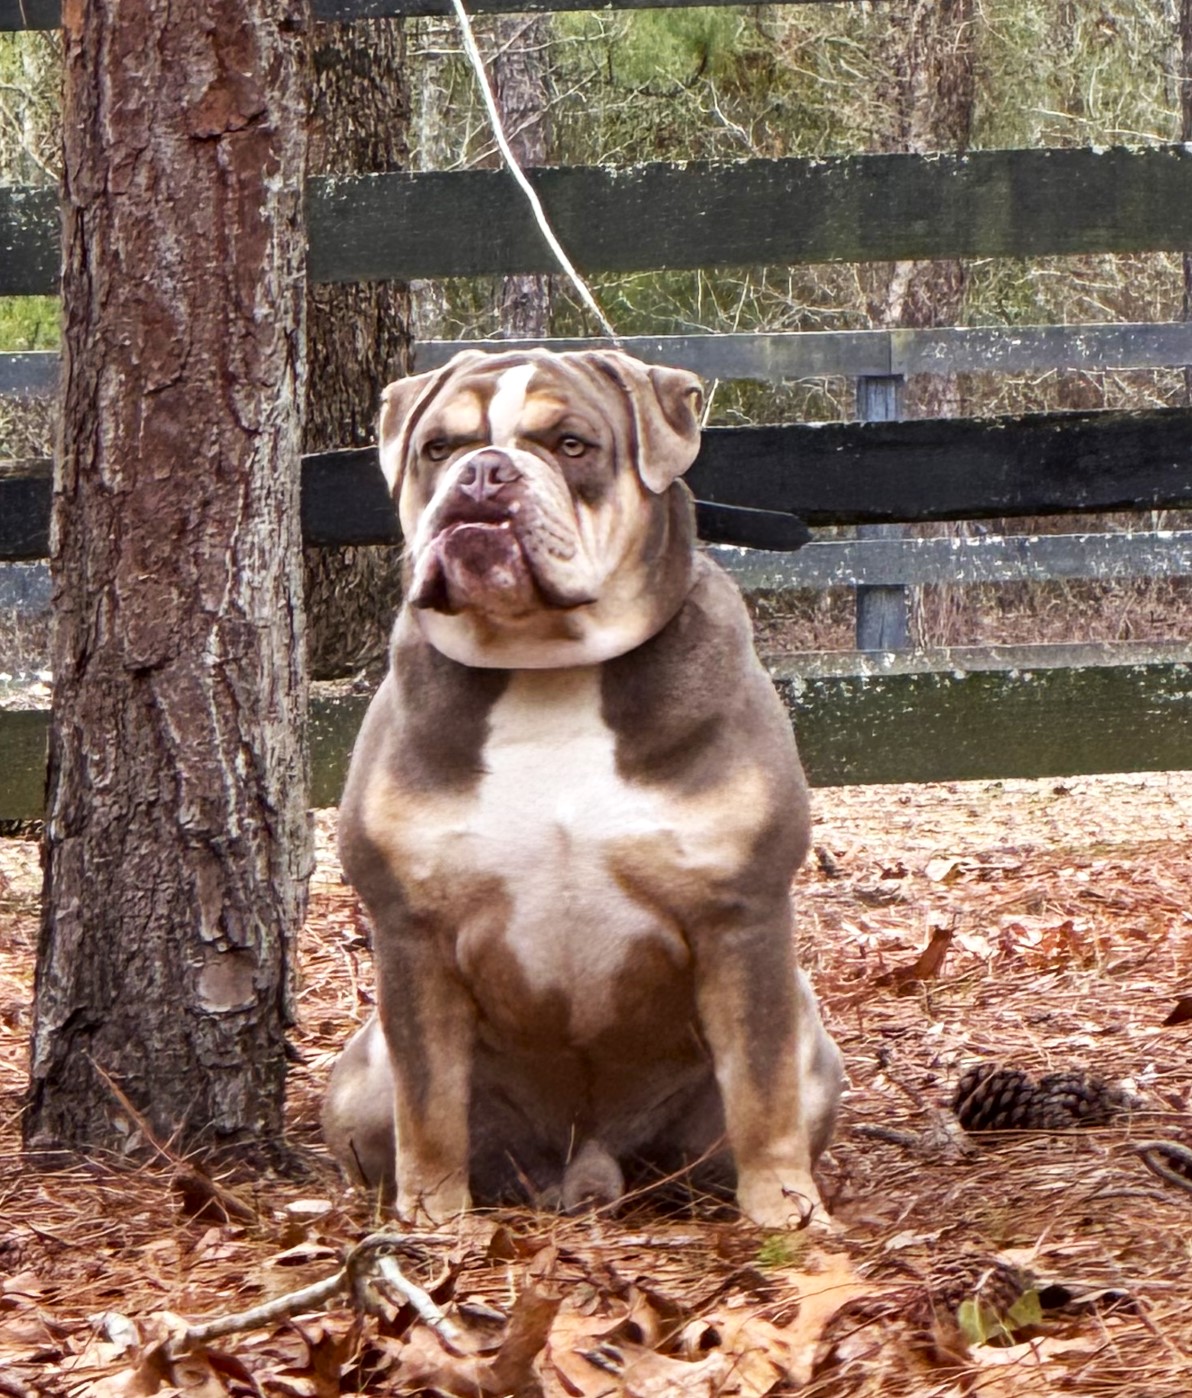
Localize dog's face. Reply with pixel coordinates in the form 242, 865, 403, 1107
378, 349, 704, 668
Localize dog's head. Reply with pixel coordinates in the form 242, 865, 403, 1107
378, 349, 705, 668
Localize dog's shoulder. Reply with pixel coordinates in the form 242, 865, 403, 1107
601, 552, 794, 770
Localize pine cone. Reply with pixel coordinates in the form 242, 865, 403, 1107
952, 1064, 1128, 1133
1031, 1071, 1128, 1129
952, 1065, 1037, 1130
931, 1255, 1037, 1320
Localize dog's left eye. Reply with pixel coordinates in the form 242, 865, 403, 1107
558, 436, 588, 458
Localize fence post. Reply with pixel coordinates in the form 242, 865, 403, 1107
854, 374, 910, 651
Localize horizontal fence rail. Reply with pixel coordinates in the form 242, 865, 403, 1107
710, 530, 1192, 590
7, 147, 1192, 295
9, 323, 1191, 399
415, 323, 1192, 380
769, 643, 1192, 786
5, 405, 1192, 561
0, 0, 857, 28
3, 642, 1189, 820
0, 350, 57, 397
5, 533, 1187, 616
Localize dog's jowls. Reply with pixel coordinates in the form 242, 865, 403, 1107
321, 348, 843, 1229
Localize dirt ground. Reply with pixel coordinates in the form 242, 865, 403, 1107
1, 772, 1191, 1397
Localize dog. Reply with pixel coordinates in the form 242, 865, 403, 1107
321, 348, 843, 1229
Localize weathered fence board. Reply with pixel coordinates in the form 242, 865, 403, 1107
6, 406, 1192, 560
6, 643, 1186, 819
711, 530, 1192, 590
772, 644, 1192, 786
0, 463, 53, 561
0, 351, 57, 397
0, 561, 49, 611
0, 708, 49, 822
690, 408, 1192, 525
7, 148, 1192, 296
415, 323, 1192, 380
305, 147, 1192, 281
0, 184, 57, 298
0, 0, 858, 30
9, 323, 1189, 400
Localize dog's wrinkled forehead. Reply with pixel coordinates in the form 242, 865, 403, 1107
377, 349, 704, 496
421, 360, 579, 451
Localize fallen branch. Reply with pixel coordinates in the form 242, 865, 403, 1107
173, 1231, 461, 1354
1131, 1140, 1192, 1198
181, 1269, 351, 1349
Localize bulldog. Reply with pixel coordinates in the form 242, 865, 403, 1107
321, 348, 843, 1229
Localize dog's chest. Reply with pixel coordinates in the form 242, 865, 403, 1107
456, 669, 687, 1014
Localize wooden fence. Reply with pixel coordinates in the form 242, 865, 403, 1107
2, 0, 1192, 816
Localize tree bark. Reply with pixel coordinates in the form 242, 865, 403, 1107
303, 18, 413, 681
27, 0, 312, 1158
1181, 0, 1192, 405
492, 15, 553, 337
868, 0, 975, 420
867, 0, 975, 647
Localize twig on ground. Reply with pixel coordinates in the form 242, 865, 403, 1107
89, 1058, 256, 1223
852, 1124, 921, 1150
173, 1231, 463, 1355
1131, 1140, 1192, 1198
376, 1252, 467, 1351
179, 1269, 352, 1349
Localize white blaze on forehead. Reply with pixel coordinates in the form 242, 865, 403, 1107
487, 363, 539, 447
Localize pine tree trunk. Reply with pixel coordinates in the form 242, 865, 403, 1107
303, 18, 413, 680
26, 0, 312, 1158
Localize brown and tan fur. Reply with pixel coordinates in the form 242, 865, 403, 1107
322, 349, 843, 1228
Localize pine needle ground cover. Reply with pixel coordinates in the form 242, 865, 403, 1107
1, 772, 1190, 1396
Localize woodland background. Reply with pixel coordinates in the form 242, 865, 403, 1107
3, 0, 1192, 670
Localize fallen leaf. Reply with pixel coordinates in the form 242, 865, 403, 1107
1163, 995, 1192, 1026
768, 1251, 874, 1386
876, 926, 954, 991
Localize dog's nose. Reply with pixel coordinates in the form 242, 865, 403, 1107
457, 450, 521, 502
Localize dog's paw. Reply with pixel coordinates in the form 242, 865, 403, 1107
396, 1178, 472, 1227
737, 1172, 836, 1233
561, 1140, 625, 1214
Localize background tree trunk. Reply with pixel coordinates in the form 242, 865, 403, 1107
868, 0, 976, 646
492, 15, 553, 337
1181, 0, 1192, 405
868, 0, 976, 418
26, 0, 312, 1157
303, 18, 413, 680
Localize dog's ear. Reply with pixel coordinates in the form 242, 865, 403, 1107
589, 352, 705, 494
377, 371, 442, 493
378, 352, 488, 493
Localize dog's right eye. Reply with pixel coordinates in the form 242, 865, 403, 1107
424, 439, 452, 462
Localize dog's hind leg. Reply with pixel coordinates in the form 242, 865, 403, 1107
321, 1016, 397, 1199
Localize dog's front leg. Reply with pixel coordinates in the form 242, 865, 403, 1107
376, 932, 475, 1224
692, 913, 836, 1231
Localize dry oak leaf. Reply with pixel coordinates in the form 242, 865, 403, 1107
387, 1282, 562, 1397
764, 1251, 872, 1386
547, 1251, 871, 1398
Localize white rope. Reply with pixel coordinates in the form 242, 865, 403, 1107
449, 0, 619, 341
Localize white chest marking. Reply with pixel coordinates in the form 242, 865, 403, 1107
460, 668, 686, 1009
